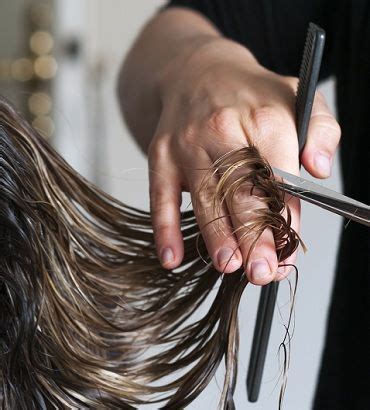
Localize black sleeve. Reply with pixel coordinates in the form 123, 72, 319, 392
164, 0, 334, 79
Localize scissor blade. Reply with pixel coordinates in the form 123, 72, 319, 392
272, 167, 370, 210
272, 167, 370, 227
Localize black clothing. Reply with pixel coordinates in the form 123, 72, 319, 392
166, 1, 370, 408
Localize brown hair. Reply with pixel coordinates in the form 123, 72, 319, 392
0, 97, 300, 409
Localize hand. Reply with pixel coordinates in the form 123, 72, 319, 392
148, 37, 340, 285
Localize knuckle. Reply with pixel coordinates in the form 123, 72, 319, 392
324, 123, 341, 148
250, 106, 282, 138
150, 187, 171, 212
148, 135, 169, 161
329, 120, 341, 142
231, 183, 259, 206
205, 107, 238, 136
196, 183, 218, 209
312, 115, 341, 147
180, 124, 197, 144
150, 183, 181, 212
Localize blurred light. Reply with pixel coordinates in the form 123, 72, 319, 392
30, 31, 54, 55
28, 92, 52, 116
32, 115, 54, 138
0, 59, 11, 80
34, 55, 58, 79
30, 3, 53, 28
11, 58, 34, 81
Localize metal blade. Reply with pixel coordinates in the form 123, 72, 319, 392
272, 167, 370, 227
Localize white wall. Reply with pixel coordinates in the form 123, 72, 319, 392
55, 2, 342, 409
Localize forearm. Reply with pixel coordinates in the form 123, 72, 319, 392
117, 7, 221, 153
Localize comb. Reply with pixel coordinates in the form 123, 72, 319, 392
296, 23, 326, 152
246, 23, 325, 403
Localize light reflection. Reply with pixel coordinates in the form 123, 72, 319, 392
34, 55, 58, 79
28, 92, 52, 116
30, 31, 54, 55
11, 58, 34, 81
32, 115, 55, 139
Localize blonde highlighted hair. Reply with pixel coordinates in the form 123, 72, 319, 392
0, 97, 300, 409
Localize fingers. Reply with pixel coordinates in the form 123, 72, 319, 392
188, 149, 243, 273
301, 91, 341, 178
204, 111, 300, 284
150, 103, 303, 281
200, 111, 279, 280
223, 181, 279, 285
274, 194, 301, 281
227, 187, 300, 285
149, 155, 184, 270
246, 228, 279, 285
205, 112, 300, 285
150, 147, 300, 281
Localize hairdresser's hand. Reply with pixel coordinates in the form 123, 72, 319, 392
149, 37, 340, 285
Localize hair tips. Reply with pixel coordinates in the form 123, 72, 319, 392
0, 97, 301, 409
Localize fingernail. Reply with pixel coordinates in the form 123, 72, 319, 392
250, 258, 272, 281
217, 247, 240, 270
161, 247, 174, 266
314, 152, 331, 177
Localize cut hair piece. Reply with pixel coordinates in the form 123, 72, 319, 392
0, 97, 301, 409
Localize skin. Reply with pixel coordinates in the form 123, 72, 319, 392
118, 7, 341, 285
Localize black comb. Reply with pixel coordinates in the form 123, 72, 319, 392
246, 23, 325, 403
296, 23, 326, 152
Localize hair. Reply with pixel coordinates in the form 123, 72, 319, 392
0, 97, 301, 409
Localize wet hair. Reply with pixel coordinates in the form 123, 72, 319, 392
0, 97, 301, 409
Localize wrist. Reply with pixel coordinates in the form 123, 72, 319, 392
157, 36, 259, 102
156, 34, 219, 97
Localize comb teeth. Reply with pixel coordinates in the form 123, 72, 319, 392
296, 23, 316, 109
295, 22, 325, 152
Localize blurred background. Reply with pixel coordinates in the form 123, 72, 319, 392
0, 1, 343, 409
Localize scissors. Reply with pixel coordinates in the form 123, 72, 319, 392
273, 167, 370, 228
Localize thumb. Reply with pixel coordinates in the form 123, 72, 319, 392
300, 91, 341, 178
